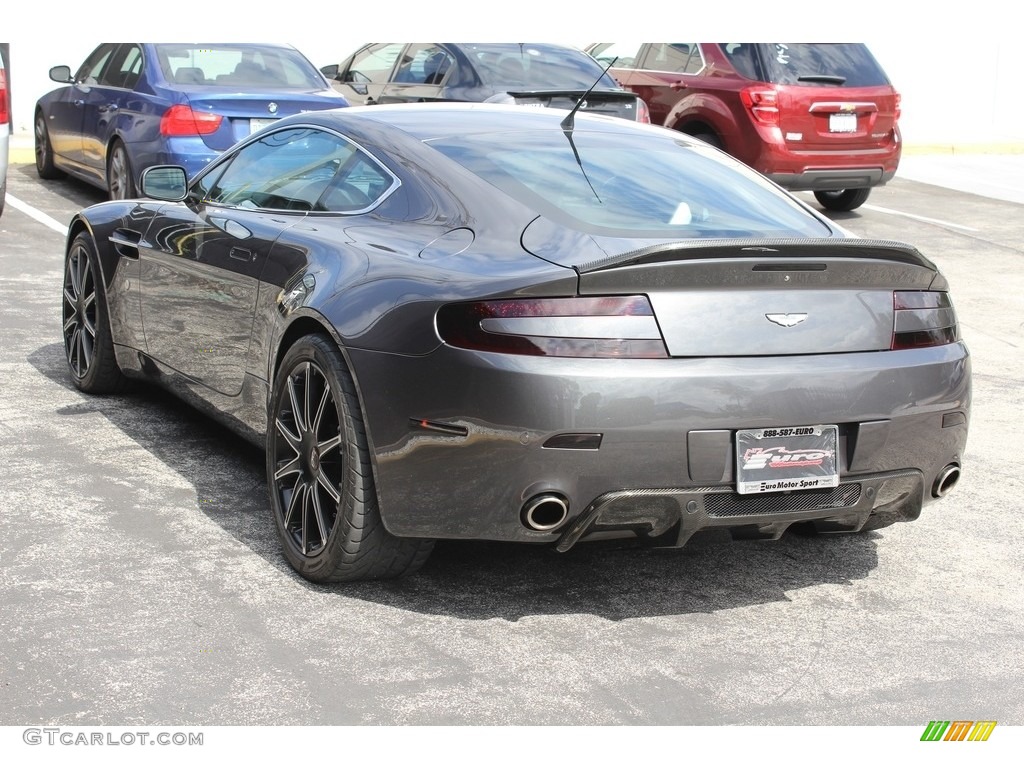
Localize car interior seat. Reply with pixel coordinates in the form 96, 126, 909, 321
497, 56, 526, 86
175, 67, 206, 85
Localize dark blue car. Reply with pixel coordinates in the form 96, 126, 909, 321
34, 43, 349, 199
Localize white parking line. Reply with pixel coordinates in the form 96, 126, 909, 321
861, 203, 979, 232
5, 194, 70, 235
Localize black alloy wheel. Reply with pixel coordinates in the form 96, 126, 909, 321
61, 233, 127, 393
268, 334, 433, 582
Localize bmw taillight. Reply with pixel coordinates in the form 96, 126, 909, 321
437, 296, 668, 358
892, 291, 959, 349
0, 67, 9, 126
160, 104, 223, 136
740, 86, 779, 126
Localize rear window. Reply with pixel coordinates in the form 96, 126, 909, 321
429, 128, 831, 239
725, 44, 891, 88
155, 44, 326, 88
464, 44, 619, 90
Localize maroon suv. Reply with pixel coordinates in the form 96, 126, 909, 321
587, 43, 901, 211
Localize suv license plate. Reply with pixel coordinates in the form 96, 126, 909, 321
735, 425, 839, 495
829, 113, 857, 133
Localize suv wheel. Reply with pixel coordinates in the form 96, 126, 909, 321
814, 188, 871, 212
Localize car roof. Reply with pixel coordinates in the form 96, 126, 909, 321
316, 102, 660, 142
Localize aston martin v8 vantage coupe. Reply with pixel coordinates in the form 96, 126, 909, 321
60, 102, 970, 582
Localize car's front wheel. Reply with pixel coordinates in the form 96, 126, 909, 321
268, 334, 434, 582
107, 140, 135, 200
814, 188, 871, 211
61, 233, 128, 393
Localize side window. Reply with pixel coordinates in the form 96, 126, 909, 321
640, 44, 704, 75
75, 44, 118, 85
197, 127, 397, 213
344, 43, 404, 84
722, 44, 759, 80
392, 44, 454, 85
104, 44, 144, 89
588, 43, 645, 70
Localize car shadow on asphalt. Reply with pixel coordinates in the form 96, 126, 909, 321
29, 342, 881, 621
11, 162, 107, 209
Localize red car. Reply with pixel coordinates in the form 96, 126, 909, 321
587, 43, 901, 211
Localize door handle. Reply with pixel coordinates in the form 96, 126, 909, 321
670, 80, 688, 91
229, 247, 254, 262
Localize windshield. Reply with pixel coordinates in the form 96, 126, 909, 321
463, 44, 619, 90
155, 44, 326, 89
429, 128, 832, 238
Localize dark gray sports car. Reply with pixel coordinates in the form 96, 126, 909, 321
61, 102, 971, 582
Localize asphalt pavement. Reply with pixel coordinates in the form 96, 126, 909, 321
1, 138, 1022, 753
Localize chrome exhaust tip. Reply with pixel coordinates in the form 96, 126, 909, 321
521, 493, 569, 532
933, 464, 961, 498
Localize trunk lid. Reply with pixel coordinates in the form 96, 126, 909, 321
523, 229, 940, 357
507, 89, 640, 120
180, 90, 347, 150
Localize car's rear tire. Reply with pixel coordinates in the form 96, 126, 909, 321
107, 140, 135, 200
61, 232, 129, 394
814, 188, 871, 211
268, 334, 434, 582
35, 112, 63, 180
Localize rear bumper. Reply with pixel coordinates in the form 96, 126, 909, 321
766, 166, 898, 192
739, 122, 902, 192
348, 342, 971, 544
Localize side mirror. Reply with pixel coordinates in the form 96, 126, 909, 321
49, 65, 73, 84
141, 166, 189, 201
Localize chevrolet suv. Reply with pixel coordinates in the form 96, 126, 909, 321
587, 43, 901, 211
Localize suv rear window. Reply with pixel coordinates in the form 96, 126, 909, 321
725, 43, 891, 88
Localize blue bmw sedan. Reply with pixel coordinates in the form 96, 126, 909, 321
34, 43, 349, 199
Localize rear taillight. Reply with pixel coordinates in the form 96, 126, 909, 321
740, 86, 779, 126
894, 92, 902, 122
892, 291, 959, 349
437, 296, 668, 358
636, 97, 651, 124
160, 104, 223, 136
0, 68, 9, 126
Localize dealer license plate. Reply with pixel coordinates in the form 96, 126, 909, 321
829, 113, 857, 133
249, 118, 277, 133
735, 425, 839, 495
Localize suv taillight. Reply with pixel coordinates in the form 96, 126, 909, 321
437, 296, 668, 358
160, 104, 223, 136
892, 291, 959, 349
740, 86, 779, 126
0, 68, 9, 126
